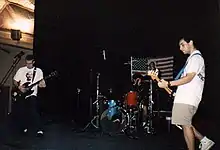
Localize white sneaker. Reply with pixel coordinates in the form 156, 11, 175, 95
23, 128, 28, 133
199, 136, 215, 150
36, 130, 44, 137
37, 130, 43, 134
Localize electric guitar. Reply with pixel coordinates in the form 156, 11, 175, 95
11, 71, 58, 99
147, 70, 175, 97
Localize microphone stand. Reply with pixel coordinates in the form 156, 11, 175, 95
83, 50, 105, 132
82, 72, 101, 131
0, 56, 22, 117
0, 57, 22, 93
0, 46, 10, 54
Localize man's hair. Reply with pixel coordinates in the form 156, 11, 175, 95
149, 61, 156, 66
179, 35, 197, 48
25, 54, 34, 61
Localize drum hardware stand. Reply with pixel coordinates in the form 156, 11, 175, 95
121, 107, 139, 139
145, 79, 155, 134
83, 73, 101, 131
76, 88, 81, 110
89, 69, 93, 118
122, 99, 139, 137
71, 88, 81, 131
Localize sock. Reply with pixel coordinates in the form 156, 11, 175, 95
200, 136, 208, 143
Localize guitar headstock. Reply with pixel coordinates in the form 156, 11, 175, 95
147, 61, 159, 80
51, 71, 58, 76
147, 69, 159, 80
45, 71, 58, 79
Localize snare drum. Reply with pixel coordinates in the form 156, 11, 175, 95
125, 91, 138, 107
100, 98, 121, 114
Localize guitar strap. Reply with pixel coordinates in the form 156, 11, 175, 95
32, 67, 37, 83
174, 53, 202, 80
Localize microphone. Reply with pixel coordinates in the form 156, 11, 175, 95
14, 51, 25, 59
124, 60, 138, 65
124, 62, 131, 65
102, 50, 106, 60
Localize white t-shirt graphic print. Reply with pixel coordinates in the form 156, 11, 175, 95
14, 66, 44, 97
174, 50, 205, 108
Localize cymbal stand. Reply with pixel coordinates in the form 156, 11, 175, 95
94, 72, 100, 127
83, 73, 100, 131
145, 79, 155, 134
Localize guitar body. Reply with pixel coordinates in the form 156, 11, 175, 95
22, 82, 31, 88
12, 82, 35, 100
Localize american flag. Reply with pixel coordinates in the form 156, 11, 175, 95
148, 56, 174, 80
130, 56, 174, 80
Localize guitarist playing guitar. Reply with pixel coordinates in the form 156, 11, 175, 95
13, 54, 46, 137
150, 37, 214, 150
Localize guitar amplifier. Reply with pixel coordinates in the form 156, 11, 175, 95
0, 86, 9, 123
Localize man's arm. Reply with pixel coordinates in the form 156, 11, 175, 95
14, 80, 26, 93
39, 79, 46, 88
13, 68, 21, 88
13, 80, 19, 87
170, 56, 202, 87
158, 72, 196, 88
38, 69, 46, 88
13, 69, 26, 92
169, 72, 196, 86
158, 56, 202, 88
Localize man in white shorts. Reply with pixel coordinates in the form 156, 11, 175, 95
158, 37, 215, 150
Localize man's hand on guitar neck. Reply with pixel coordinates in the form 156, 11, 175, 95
39, 79, 46, 88
158, 79, 169, 88
148, 70, 173, 95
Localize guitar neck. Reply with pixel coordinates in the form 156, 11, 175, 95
29, 76, 49, 88
28, 80, 42, 88
27, 71, 57, 89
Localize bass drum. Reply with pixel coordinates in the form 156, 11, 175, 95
100, 105, 127, 135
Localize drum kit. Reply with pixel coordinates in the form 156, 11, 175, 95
78, 53, 174, 138
80, 54, 161, 138
83, 71, 156, 137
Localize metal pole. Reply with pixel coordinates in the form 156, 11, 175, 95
89, 69, 93, 118
95, 73, 100, 127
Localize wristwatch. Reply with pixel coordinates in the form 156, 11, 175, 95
168, 81, 171, 87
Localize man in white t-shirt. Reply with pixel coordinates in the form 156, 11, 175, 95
13, 54, 46, 137
158, 38, 214, 150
